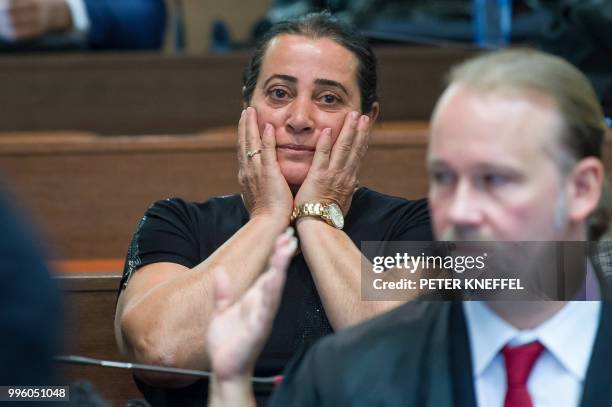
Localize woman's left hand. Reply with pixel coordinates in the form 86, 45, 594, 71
294, 111, 372, 215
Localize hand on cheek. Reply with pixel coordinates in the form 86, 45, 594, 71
237, 107, 294, 223
294, 111, 372, 215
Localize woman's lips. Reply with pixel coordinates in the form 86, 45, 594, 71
277, 144, 316, 152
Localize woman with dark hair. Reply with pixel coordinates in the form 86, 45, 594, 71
114, 12, 431, 406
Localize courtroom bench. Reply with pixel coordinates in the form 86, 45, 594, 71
54, 262, 138, 406
0, 122, 431, 260
3, 124, 612, 261
0, 47, 477, 135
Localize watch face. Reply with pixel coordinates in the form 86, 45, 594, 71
327, 204, 344, 229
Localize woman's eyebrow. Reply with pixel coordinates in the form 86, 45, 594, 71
263, 74, 297, 88
314, 79, 349, 96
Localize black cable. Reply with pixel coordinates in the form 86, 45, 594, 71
54, 355, 279, 384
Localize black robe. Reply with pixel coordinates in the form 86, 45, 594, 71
270, 300, 612, 406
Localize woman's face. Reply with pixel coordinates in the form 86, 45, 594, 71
248, 34, 365, 188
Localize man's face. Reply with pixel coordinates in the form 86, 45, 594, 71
427, 84, 572, 241
248, 34, 363, 188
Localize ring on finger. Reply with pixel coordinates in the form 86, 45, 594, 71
247, 149, 261, 159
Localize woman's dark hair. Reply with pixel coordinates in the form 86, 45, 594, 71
242, 11, 378, 114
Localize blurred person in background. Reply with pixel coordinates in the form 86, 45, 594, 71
537, 0, 612, 121
263, 0, 611, 115
0, 0, 166, 51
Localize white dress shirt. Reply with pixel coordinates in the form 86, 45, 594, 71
463, 300, 601, 407
65, 0, 90, 33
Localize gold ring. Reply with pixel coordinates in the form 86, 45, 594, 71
247, 149, 261, 159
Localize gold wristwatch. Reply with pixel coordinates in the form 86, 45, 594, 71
291, 202, 344, 229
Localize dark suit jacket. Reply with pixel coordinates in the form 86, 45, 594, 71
84, 0, 166, 49
270, 301, 612, 406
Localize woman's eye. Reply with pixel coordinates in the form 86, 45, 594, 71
271, 89, 288, 99
320, 94, 339, 104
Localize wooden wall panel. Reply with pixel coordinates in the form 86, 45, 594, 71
3, 124, 612, 259
0, 124, 431, 259
57, 273, 141, 406
0, 48, 476, 134
1, 140, 238, 258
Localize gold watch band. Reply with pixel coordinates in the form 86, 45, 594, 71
290, 202, 326, 223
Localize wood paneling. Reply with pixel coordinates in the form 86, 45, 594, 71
57, 272, 140, 406
0, 123, 431, 259
3, 124, 612, 260
0, 48, 476, 135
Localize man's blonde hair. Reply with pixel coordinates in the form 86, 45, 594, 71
448, 49, 609, 239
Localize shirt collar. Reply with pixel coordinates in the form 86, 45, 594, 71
464, 300, 601, 381
463, 301, 515, 377
535, 300, 600, 380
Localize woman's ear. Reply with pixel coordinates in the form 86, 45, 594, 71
367, 102, 380, 124
566, 157, 604, 224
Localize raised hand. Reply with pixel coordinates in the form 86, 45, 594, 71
294, 111, 372, 215
238, 107, 294, 221
207, 228, 297, 383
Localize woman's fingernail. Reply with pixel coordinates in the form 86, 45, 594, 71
286, 226, 294, 236
363, 115, 369, 124
289, 237, 298, 252
324, 128, 332, 136
351, 111, 359, 119
265, 123, 272, 133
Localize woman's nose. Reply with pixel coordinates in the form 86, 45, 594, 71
285, 97, 315, 135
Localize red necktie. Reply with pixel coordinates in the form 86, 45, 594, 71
502, 341, 545, 407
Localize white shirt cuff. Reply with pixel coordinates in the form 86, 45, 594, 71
64, 0, 90, 33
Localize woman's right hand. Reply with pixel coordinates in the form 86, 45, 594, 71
238, 107, 293, 222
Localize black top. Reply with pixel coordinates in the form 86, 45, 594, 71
120, 187, 433, 406
270, 300, 612, 407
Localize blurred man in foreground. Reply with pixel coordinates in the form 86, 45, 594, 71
0, 186, 60, 387
207, 49, 611, 406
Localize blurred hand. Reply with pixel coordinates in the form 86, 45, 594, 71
295, 111, 372, 215
207, 229, 297, 382
0, 0, 72, 42
238, 107, 294, 221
